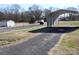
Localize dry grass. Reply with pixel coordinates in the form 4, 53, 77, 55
0, 25, 46, 46
0, 31, 39, 46
48, 21, 79, 55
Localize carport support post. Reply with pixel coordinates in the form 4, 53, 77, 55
47, 15, 54, 27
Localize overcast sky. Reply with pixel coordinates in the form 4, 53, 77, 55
0, 0, 79, 4
0, 0, 79, 10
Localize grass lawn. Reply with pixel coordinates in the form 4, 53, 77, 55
49, 21, 79, 55
57, 21, 79, 27
0, 25, 46, 46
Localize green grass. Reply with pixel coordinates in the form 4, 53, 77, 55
57, 21, 79, 26
49, 21, 79, 55
62, 38, 77, 48
0, 24, 46, 34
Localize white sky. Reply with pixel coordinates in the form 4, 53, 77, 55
0, 0, 79, 4
0, 0, 79, 10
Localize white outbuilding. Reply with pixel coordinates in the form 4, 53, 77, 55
0, 20, 15, 27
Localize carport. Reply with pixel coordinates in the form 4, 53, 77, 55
47, 9, 79, 27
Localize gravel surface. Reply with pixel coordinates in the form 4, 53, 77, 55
0, 23, 40, 32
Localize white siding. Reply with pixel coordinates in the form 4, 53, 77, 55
0, 20, 15, 27
7, 20, 15, 27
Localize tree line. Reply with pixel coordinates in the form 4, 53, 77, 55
0, 4, 52, 23
0, 4, 78, 23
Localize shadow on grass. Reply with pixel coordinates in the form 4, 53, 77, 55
29, 27, 79, 33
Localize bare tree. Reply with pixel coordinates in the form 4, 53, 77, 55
67, 7, 77, 20
11, 4, 21, 22
43, 8, 52, 22
28, 4, 42, 23
0, 10, 4, 20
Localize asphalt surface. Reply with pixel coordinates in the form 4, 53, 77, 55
0, 23, 62, 55
0, 33, 62, 55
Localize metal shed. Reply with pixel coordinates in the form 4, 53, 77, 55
0, 20, 15, 27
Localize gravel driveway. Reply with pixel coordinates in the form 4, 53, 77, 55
0, 23, 40, 32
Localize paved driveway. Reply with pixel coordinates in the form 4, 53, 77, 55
0, 27, 77, 55
0, 33, 62, 55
